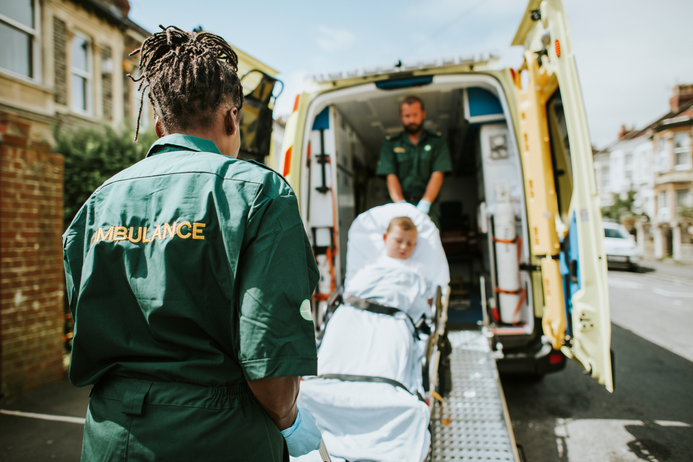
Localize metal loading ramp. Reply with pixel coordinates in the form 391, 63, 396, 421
429, 330, 520, 461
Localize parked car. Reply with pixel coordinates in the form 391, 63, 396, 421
603, 222, 640, 270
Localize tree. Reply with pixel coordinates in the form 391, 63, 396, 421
601, 189, 645, 227
55, 124, 157, 230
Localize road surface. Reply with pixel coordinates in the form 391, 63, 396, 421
503, 262, 693, 462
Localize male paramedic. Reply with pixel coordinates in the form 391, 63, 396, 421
376, 96, 453, 227
62, 26, 321, 461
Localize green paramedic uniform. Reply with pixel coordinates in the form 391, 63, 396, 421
375, 129, 453, 226
62, 134, 319, 461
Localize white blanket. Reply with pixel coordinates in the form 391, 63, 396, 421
318, 305, 423, 393
345, 255, 432, 322
295, 380, 430, 462
294, 304, 430, 461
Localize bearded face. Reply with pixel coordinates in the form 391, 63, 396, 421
403, 121, 423, 134
399, 101, 426, 136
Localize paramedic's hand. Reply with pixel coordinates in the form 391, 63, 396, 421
417, 200, 431, 214
280, 407, 322, 457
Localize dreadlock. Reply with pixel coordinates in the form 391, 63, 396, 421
129, 25, 244, 141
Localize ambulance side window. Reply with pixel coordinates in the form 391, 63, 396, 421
546, 90, 574, 223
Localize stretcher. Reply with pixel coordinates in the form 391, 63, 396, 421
292, 203, 451, 462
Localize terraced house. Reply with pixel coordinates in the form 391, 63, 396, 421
594, 84, 693, 264
1, 0, 150, 143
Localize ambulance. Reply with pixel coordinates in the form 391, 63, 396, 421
279, 1, 613, 457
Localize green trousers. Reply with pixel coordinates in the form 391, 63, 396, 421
82, 376, 288, 461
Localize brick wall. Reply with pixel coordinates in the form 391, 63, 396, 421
0, 125, 65, 397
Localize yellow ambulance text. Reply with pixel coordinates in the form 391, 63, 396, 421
91, 222, 206, 246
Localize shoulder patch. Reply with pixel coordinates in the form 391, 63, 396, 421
385, 135, 391, 140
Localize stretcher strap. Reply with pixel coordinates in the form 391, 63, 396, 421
315, 374, 425, 403
344, 295, 429, 338
494, 287, 521, 295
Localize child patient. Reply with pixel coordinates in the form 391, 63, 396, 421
383, 216, 419, 260
345, 216, 432, 321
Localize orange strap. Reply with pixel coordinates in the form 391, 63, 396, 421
492, 236, 517, 245
494, 287, 528, 325
494, 287, 521, 295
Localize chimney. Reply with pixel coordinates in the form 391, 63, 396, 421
670, 84, 693, 112
618, 124, 627, 139
112, 0, 130, 16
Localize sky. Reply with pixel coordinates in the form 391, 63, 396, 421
127, 0, 693, 149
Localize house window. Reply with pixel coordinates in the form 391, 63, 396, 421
658, 190, 669, 221
674, 132, 691, 170
71, 33, 92, 114
655, 137, 668, 172
603, 166, 610, 189
676, 189, 691, 218
624, 153, 634, 183
0, 1, 38, 79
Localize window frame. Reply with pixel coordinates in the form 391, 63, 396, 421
658, 190, 669, 222
0, 0, 41, 82
673, 132, 691, 171
654, 136, 669, 173
70, 30, 93, 115
675, 189, 691, 218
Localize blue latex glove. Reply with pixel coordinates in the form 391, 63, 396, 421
416, 199, 431, 214
280, 407, 322, 457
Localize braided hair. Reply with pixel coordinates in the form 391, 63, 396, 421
129, 25, 244, 141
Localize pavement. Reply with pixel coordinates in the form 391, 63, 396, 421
0, 380, 89, 461
1, 258, 692, 461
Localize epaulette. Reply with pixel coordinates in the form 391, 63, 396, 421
427, 129, 443, 137
385, 131, 404, 141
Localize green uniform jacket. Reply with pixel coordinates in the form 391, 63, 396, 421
375, 129, 453, 202
62, 135, 319, 461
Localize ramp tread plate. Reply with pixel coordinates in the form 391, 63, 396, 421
429, 330, 516, 461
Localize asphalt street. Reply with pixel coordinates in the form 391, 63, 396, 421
503, 261, 693, 462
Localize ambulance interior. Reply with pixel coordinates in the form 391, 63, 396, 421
302, 77, 556, 339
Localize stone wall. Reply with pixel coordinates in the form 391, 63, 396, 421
101, 45, 113, 122
0, 123, 65, 398
53, 17, 67, 106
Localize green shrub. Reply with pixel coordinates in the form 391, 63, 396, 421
55, 124, 157, 230
601, 189, 647, 227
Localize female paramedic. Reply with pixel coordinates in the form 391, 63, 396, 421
62, 26, 321, 461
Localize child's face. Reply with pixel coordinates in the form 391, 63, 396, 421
383, 227, 417, 260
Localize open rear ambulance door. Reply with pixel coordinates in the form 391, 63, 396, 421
512, 0, 613, 392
